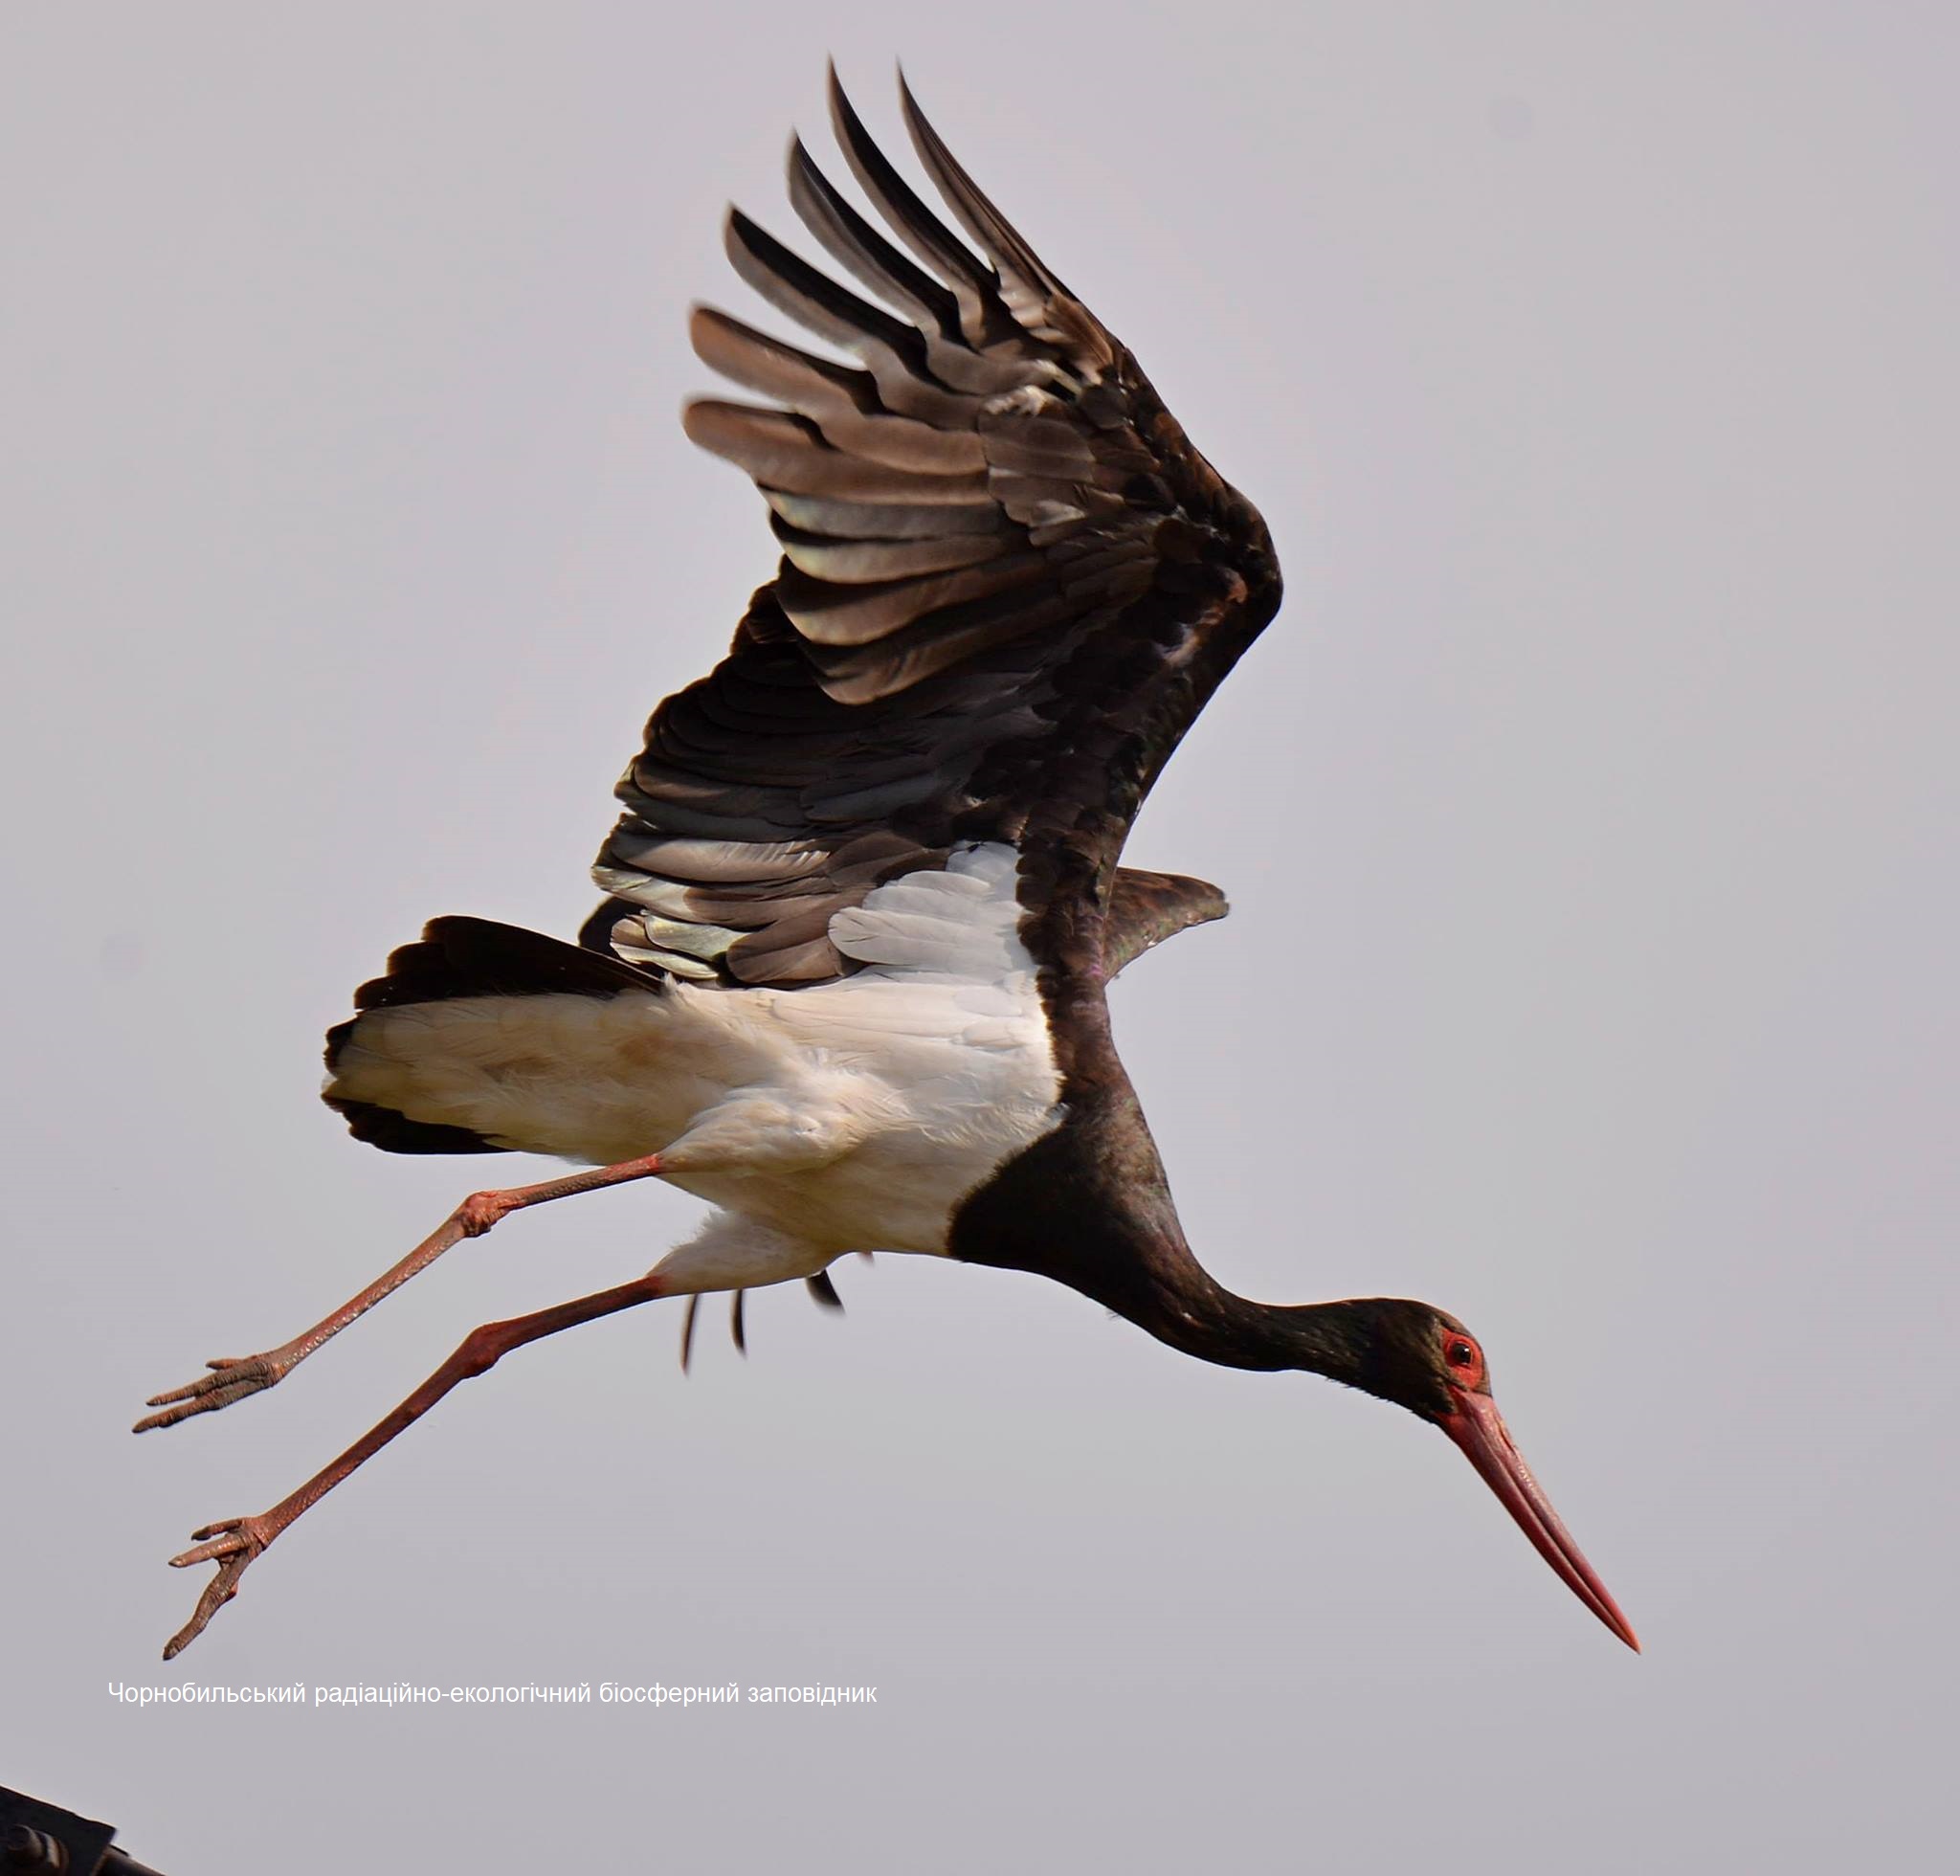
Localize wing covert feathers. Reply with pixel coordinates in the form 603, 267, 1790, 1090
1104, 872, 1230, 976
591, 68, 1281, 991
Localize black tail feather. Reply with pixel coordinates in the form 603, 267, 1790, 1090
323, 917, 664, 1155
323, 1098, 508, 1156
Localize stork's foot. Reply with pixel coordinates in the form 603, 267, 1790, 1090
163, 1515, 271, 1659
135, 1351, 296, 1432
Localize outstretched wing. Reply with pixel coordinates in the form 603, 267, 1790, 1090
585, 70, 1281, 992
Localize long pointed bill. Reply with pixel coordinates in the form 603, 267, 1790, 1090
1438, 1389, 1639, 1651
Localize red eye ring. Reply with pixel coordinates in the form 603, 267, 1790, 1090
1442, 1333, 1484, 1383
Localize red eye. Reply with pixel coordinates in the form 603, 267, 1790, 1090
1443, 1334, 1483, 1383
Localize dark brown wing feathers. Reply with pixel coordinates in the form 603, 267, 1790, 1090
588, 69, 1280, 990
1104, 871, 1230, 977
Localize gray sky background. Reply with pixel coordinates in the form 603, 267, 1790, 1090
5, 4, 1956, 1869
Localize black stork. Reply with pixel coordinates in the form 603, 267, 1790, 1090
138, 69, 1637, 1660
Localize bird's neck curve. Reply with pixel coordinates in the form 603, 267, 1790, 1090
1111, 1258, 1381, 1389
946, 1090, 1379, 1392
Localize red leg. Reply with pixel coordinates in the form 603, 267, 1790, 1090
135, 1152, 664, 1431
161, 1268, 672, 1659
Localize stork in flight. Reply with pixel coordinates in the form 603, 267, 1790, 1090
139, 70, 1637, 1660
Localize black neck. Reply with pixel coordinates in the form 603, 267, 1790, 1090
1089, 1249, 1382, 1388
947, 1097, 1382, 1392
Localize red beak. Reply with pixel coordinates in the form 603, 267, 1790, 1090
1438, 1388, 1639, 1651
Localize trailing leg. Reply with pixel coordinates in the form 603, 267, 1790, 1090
135, 1153, 666, 1431
161, 1269, 674, 1657
159, 1210, 834, 1655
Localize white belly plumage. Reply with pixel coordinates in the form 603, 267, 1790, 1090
326, 845, 1064, 1278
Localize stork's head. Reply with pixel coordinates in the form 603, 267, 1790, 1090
1302, 1297, 1640, 1651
